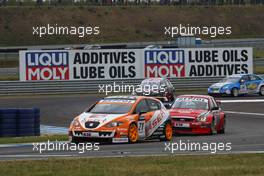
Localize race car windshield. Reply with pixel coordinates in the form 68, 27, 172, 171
220, 77, 240, 83
172, 98, 209, 110
88, 103, 132, 114
141, 81, 160, 87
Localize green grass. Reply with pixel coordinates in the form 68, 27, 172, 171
0, 135, 68, 144
0, 75, 19, 81
0, 154, 263, 176
254, 66, 264, 74
254, 49, 264, 59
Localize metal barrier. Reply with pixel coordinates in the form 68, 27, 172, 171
0, 77, 223, 95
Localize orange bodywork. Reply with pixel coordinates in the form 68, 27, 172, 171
68, 96, 170, 143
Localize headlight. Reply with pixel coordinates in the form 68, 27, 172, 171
197, 114, 207, 122
106, 121, 124, 127
71, 119, 80, 127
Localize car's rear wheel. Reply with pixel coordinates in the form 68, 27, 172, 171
259, 86, 264, 96
231, 88, 239, 97
128, 123, 138, 143
160, 121, 173, 141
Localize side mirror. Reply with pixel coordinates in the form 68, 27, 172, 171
211, 107, 219, 111
240, 79, 245, 83
164, 103, 171, 109
138, 110, 147, 115
138, 115, 145, 121
216, 100, 221, 106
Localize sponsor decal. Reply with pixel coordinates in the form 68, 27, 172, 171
72, 51, 139, 79
25, 51, 69, 80
145, 109, 168, 137
112, 138, 129, 143
144, 50, 185, 78
176, 97, 208, 102
247, 83, 258, 90
186, 48, 252, 77
99, 99, 135, 104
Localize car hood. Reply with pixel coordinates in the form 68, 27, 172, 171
77, 112, 126, 129
170, 108, 209, 119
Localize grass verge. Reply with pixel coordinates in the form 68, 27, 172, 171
0, 75, 19, 81
0, 6, 264, 46
0, 154, 263, 176
254, 49, 264, 59
254, 66, 264, 74
0, 134, 68, 144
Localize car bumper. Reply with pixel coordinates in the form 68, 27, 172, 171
69, 130, 129, 143
172, 120, 212, 134
208, 92, 232, 97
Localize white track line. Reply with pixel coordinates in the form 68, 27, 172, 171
0, 154, 75, 158
0, 141, 68, 148
1, 151, 264, 160
221, 99, 264, 103
225, 111, 264, 117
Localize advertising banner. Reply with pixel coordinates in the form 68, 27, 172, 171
19, 49, 143, 81
144, 48, 253, 78
19, 47, 253, 81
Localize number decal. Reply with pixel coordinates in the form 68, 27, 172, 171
138, 121, 145, 137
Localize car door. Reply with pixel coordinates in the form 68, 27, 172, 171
134, 99, 151, 138
210, 98, 221, 129
145, 98, 168, 137
248, 74, 262, 94
239, 75, 250, 94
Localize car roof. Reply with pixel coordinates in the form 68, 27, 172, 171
141, 78, 165, 83
104, 95, 161, 102
104, 96, 139, 100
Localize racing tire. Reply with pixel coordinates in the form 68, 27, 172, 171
218, 117, 226, 134
259, 86, 264, 96
231, 88, 239, 97
210, 117, 217, 135
128, 123, 138, 143
159, 121, 173, 141
69, 136, 80, 144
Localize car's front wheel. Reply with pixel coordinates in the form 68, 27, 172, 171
128, 123, 138, 143
259, 86, 264, 96
69, 136, 80, 144
231, 88, 239, 97
160, 121, 173, 141
218, 117, 226, 134
210, 117, 217, 135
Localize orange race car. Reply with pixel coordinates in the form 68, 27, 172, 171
69, 96, 173, 143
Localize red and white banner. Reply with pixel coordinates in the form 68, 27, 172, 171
19, 48, 253, 81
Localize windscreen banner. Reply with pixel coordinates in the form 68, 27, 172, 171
19, 47, 253, 81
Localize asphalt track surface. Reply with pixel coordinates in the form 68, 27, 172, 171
0, 93, 264, 160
